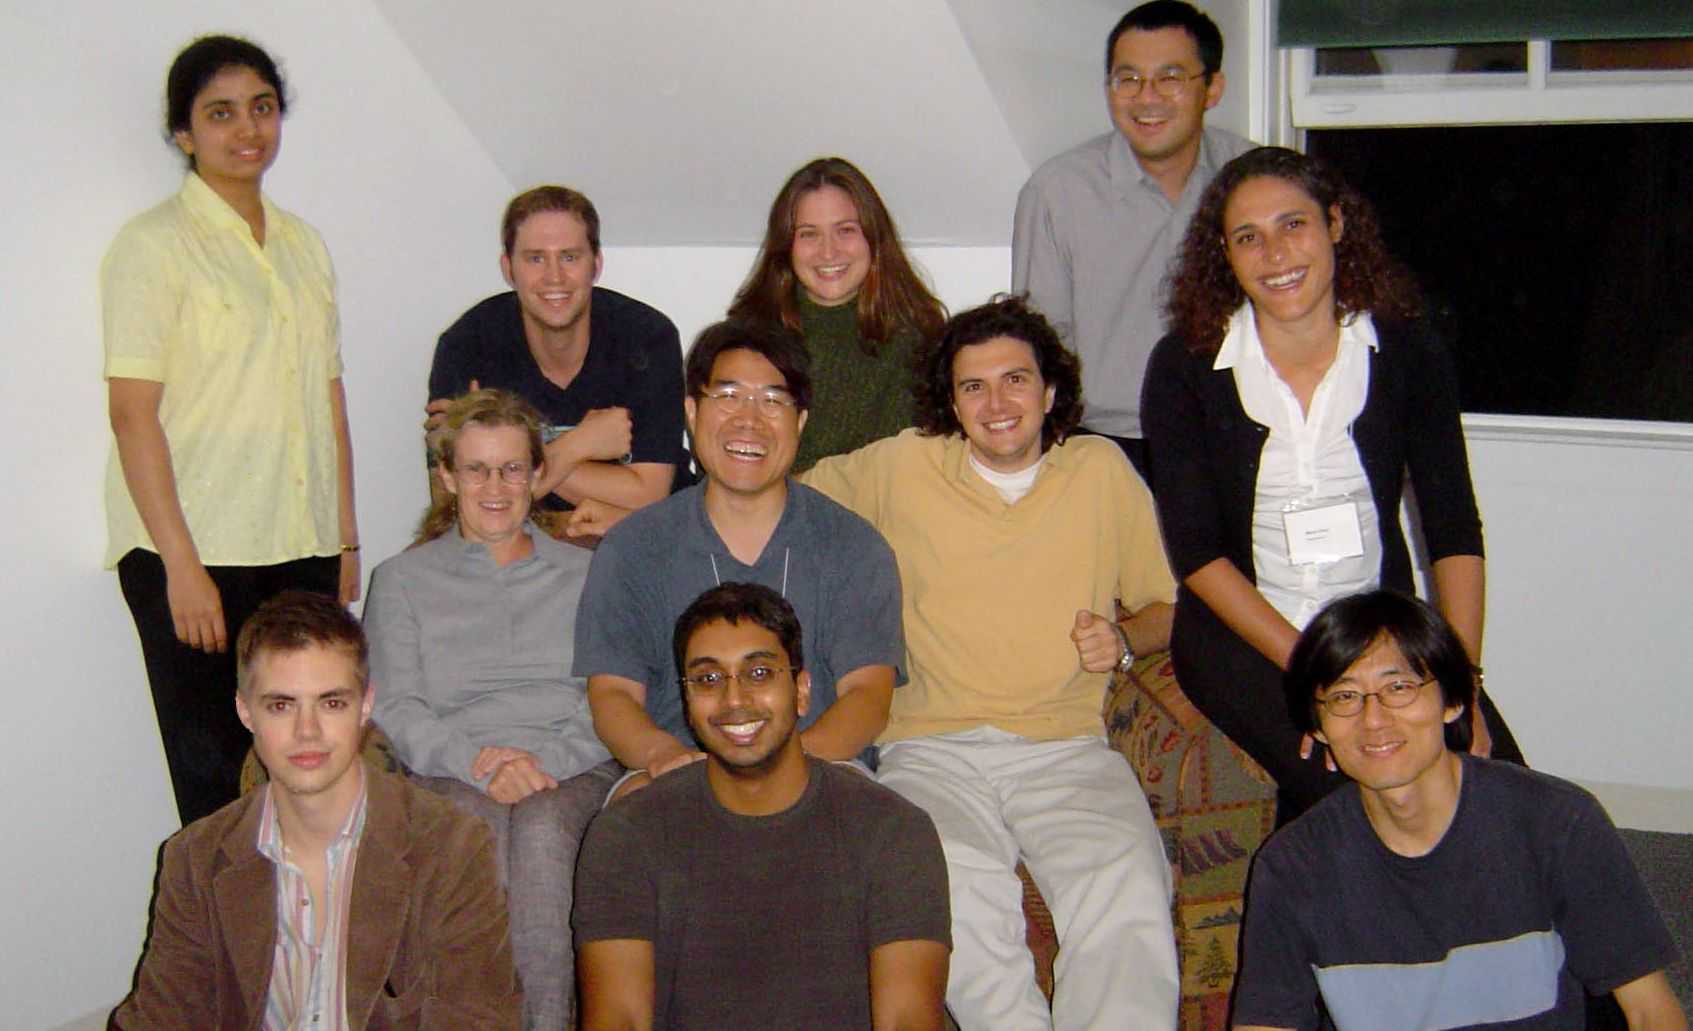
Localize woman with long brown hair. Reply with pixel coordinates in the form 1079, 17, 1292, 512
1142, 146, 1520, 824
729, 156, 946, 470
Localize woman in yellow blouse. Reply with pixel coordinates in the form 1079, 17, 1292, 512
103, 35, 358, 825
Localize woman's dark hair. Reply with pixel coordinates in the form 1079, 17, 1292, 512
1284, 590, 1475, 752
1166, 146, 1422, 355
912, 294, 1084, 448
728, 157, 947, 355
684, 319, 814, 413
672, 582, 805, 689
166, 35, 289, 155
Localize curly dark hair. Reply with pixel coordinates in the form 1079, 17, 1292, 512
912, 295, 1084, 448
1166, 146, 1422, 355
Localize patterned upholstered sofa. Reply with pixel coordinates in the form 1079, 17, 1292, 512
1004, 651, 1277, 1031
247, 652, 1275, 1031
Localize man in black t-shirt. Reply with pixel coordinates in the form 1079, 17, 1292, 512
1235, 591, 1684, 1031
427, 185, 687, 522
574, 583, 950, 1031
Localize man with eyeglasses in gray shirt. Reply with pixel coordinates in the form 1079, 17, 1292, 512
573, 319, 905, 801
1013, 0, 1252, 482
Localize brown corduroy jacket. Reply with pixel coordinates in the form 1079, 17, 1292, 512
110, 766, 521, 1030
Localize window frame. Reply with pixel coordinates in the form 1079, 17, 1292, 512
1287, 40, 1693, 128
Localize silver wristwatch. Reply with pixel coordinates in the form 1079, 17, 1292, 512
1111, 620, 1135, 674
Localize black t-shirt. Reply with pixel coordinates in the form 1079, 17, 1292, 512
574, 758, 950, 1030
429, 287, 689, 507
1235, 755, 1680, 1030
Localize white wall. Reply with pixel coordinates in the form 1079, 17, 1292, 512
2, 4, 1022, 1024
1462, 420, 1693, 828
4, 2, 511, 1026
6, 1, 1687, 1027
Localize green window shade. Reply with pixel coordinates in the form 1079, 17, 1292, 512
1277, 1, 1693, 49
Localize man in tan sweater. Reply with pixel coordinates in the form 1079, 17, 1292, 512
803, 296, 1178, 1031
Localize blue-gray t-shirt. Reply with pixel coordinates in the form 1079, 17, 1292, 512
1235, 755, 1680, 1030
573, 481, 905, 763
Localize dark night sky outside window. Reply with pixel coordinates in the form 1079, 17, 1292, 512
1308, 124, 1693, 422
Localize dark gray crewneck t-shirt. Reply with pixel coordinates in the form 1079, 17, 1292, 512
574, 758, 950, 1030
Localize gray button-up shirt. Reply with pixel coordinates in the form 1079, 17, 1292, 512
1013, 127, 1254, 438
365, 526, 611, 785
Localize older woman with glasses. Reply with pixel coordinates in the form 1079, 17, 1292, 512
364, 388, 618, 1030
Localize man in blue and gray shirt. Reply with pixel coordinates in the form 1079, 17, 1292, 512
1235, 591, 1684, 1031
574, 318, 904, 800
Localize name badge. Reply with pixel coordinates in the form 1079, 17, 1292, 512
1282, 498, 1365, 566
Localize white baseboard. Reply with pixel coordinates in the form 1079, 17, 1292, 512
1578, 780, 1693, 834
49, 1006, 111, 1031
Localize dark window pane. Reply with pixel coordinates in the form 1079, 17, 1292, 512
1550, 38, 1693, 71
1308, 125, 1693, 422
1315, 44, 1525, 76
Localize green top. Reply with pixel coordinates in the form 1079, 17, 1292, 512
792, 292, 920, 473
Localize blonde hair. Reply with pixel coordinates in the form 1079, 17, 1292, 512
415, 389, 561, 544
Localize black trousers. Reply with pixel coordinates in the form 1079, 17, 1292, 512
117, 549, 339, 826
1172, 593, 1525, 827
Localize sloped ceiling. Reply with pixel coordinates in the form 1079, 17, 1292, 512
368, 0, 1128, 246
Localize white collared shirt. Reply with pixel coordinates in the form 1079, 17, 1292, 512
1215, 304, 1383, 629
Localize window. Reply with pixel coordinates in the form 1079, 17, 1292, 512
1289, 38, 1693, 127
1307, 122, 1693, 422
1276, 14, 1693, 423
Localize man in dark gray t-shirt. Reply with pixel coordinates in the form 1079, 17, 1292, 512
574, 583, 950, 1031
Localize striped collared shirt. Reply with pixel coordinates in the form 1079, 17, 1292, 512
255, 775, 370, 1031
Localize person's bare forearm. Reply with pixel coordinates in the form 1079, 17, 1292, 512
578, 941, 655, 1031
1120, 600, 1173, 658
1185, 558, 1301, 670
798, 668, 894, 760
1615, 971, 1689, 1031
587, 677, 691, 772
551, 461, 673, 510
330, 379, 361, 601
869, 940, 948, 1031
1431, 554, 1485, 664
109, 379, 198, 570
330, 379, 358, 546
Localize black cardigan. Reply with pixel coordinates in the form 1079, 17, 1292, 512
1141, 316, 1483, 599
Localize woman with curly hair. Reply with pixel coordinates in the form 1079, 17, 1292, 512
729, 156, 947, 471
1142, 146, 1520, 823
364, 388, 618, 1029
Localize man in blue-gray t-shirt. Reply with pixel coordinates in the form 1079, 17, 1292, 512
574, 318, 904, 797
1235, 591, 1683, 1031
